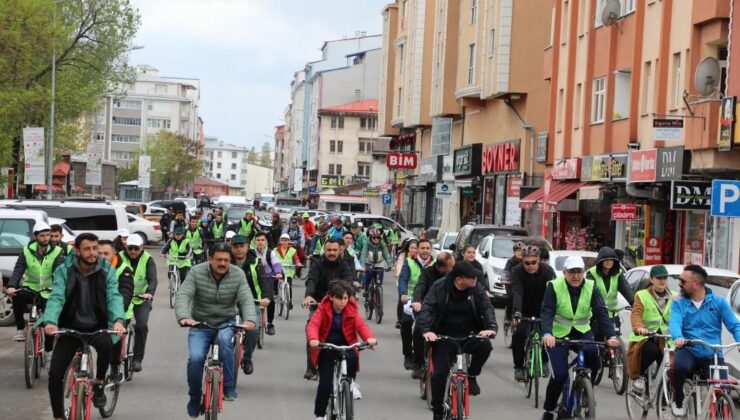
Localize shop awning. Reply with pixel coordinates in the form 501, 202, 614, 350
520, 181, 589, 211
318, 194, 369, 205
34, 185, 65, 192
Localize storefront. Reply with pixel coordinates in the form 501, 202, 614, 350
452, 144, 482, 226
480, 139, 522, 226
317, 194, 369, 212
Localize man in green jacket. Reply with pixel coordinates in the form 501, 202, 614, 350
176, 242, 257, 417
39, 232, 126, 419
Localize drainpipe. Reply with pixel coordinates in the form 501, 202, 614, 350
503, 99, 535, 183
625, 181, 653, 198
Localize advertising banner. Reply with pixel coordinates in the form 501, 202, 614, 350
23, 127, 45, 185
138, 155, 151, 189
85, 141, 104, 186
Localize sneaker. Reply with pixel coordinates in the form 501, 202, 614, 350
13, 330, 24, 342
468, 376, 480, 396
540, 411, 556, 420
403, 356, 413, 370
632, 377, 645, 394
186, 398, 200, 418
351, 381, 362, 400
132, 359, 142, 372
671, 401, 687, 417
223, 389, 238, 401
411, 365, 423, 379
514, 368, 527, 382
395, 320, 401, 329
45, 350, 53, 365
92, 383, 107, 408
304, 367, 318, 380
242, 359, 254, 375
110, 364, 123, 384
266, 324, 276, 336
288, 302, 294, 310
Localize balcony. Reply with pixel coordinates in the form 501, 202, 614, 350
692, 0, 730, 25
543, 46, 553, 80
684, 99, 721, 150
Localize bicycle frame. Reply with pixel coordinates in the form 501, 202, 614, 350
318, 342, 370, 419
519, 317, 543, 378
436, 335, 492, 419
685, 340, 740, 418
557, 339, 610, 418
625, 333, 674, 418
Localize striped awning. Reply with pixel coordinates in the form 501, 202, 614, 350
520, 181, 589, 211
318, 195, 369, 205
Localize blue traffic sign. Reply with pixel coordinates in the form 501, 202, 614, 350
382, 193, 392, 205
711, 180, 740, 218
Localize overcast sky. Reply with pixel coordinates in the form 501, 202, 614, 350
128, 0, 388, 150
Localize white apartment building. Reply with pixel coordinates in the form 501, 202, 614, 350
202, 137, 249, 193
91, 65, 201, 167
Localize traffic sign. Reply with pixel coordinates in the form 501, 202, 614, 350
436, 183, 452, 197
382, 193, 392, 205
711, 179, 740, 217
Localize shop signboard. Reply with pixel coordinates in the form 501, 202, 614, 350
670, 181, 712, 210
505, 177, 522, 226
436, 182, 453, 198
594, 154, 628, 182
652, 118, 684, 142
611, 204, 638, 221
711, 179, 740, 217
645, 237, 663, 265
536, 132, 548, 163
320, 175, 346, 187
719, 96, 735, 152
628, 149, 657, 183
655, 146, 684, 182
552, 158, 581, 180
386, 152, 418, 169
453, 144, 482, 177
22, 127, 45, 185
482, 140, 520, 174
461, 186, 474, 197
363, 188, 379, 197
580, 156, 594, 182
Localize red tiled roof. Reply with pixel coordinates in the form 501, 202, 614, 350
319, 99, 378, 114
194, 177, 230, 187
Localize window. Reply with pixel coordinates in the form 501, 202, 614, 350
147, 118, 171, 129
358, 163, 371, 177
622, 0, 636, 15
468, 44, 476, 85
338, 116, 344, 129
329, 164, 335, 175
397, 88, 403, 115
595, 0, 606, 26
112, 116, 141, 126
398, 44, 404, 73
0, 219, 33, 255
471, 0, 478, 23
111, 152, 134, 161
574, 83, 582, 128
231, 163, 236, 170
112, 134, 140, 143
431, 117, 453, 155
592, 77, 606, 123
489, 29, 496, 57
230, 174, 236, 181
359, 140, 374, 153
336, 164, 342, 175
147, 102, 171, 112
330, 140, 336, 153
561, 1, 569, 43
241, 179, 247, 186
93, 132, 105, 141
155, 84, 167, 95
641, 61, 653, 114
217, 151, 222, 158
230, 152, 236, 159
113, 99, 141, 109
216, 173, 221, 179
337, 140, 343, 153
557, 88, 565, 131
672, 52, 682, 109
217, 162, 222, 169
42, 208, 118, 231
330, 116, 337, 128
614, 70, 632, 119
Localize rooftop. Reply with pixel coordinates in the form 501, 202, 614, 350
319, 99, 379, 115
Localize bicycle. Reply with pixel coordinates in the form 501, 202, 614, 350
317, 342, 371, 420
593, 306, 630, 395
184, 322, 246, 420
500, 280, 513, 349
419, 344, 433, 410
680, 340, 739, 419
554, 338, 614, 418
120, 294, 150, 382
55, 329, 121, 420
232, 315, 245, 388
15, 287, 52, 389
434, 335, 493, 420
276, 266, 297, 321
624, 333, 675, 419
254, 299, 267, 349
516, 316, 544, 408
166, 255, 190, 309
364, 266, 386, 324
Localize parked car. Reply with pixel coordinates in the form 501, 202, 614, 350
127, 214, 163, 244
433, 232, 458, 254
256, 193, 276, 211
548, 250, 599, 277
225, 206, 251, 231
115, 201, 167, 223
453, 224, 528, 255
475, 235, 553, 306
146, 200, 188, 218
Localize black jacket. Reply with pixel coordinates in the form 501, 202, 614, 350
304, 255, 355, 301
412, 264, 447, 303
417, 276, 498, 335
586, 247, 634, 306
268, 220, 283, 249
116, 266, 135, 310
115, 253, 158, 296
233, 251, 273, 301
511, 262, 556, 317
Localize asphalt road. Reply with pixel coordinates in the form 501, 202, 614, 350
0, 246, 630, 420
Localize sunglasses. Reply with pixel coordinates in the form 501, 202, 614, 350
523, 260, 538, 266
127, 246, 141, 251
566, 269, 585, 274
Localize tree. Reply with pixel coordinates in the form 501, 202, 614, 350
144, 131, 203, 193
0, 0, 140, 170
248, 146, 259, 164
260, 141, 272, 167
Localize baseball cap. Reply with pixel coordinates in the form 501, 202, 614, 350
116, 228, 130, 237
563, 256, 586, 270
650, 265, 669, 278
449, 261, 481, 279
246, 209, 254, 214
302, 212, 309, 218
33, 221, 51, 234
280, 233, 290, 240
127, 234, 144, 247
225, 231, 236, 240
350, 222, 361, 229
231, 235, 248, 244
174, 227, 186, 235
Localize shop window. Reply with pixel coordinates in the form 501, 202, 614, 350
683, 210, 706, 265
624, 205, 646, 266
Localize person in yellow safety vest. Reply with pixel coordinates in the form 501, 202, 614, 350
186, 218, 205, 265
99, 239, 134, 383
115, 233, 157, 373
7, 221, 65, 343
397, 239, 435, 371
585, 246, 635, 343
160, 227, 192, 283
539, 256, 620, 420
388, 223, 402, 253
626, 265, 676, 395
276, 234, 303, 311
49, 224, 74, 257
230, 235, 272, 375
238, 208, 256, 239
210, 212, 226, 242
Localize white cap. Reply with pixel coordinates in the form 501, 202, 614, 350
33, 221, 51, 234
127, 234, 144, 247
280, 233, 290, 240
116, 228, 130, 237
563, 256, 586, 270
357, 222, 363, 228
225, 231, 236, 240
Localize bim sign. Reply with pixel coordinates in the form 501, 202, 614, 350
386, 152, 418, 169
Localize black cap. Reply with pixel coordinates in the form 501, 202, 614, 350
449, 261, 481, 280
350, 222, 361, 229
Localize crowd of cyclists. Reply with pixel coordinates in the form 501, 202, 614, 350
5, 204, 740, 419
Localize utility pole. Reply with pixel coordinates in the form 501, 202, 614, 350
47, 3, 57, 199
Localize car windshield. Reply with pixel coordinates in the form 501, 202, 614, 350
442, 234, 457, 249
554, 256, 598, 271
227, 207, 249, 220
179, 198, 196, 208
469, 228, 527, 248
491, 239, 516, 258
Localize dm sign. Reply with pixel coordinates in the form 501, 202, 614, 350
670, 181, 711, 210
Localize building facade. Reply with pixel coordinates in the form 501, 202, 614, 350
273, 125, 288, 193
202, 137, 249, 194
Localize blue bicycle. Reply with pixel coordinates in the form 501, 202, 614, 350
555, 338, 611, 419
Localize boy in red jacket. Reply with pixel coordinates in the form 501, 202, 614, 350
307, 281, 377, 420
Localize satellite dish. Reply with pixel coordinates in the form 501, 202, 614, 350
693, 57, 721, 96
601, 0, 622, 26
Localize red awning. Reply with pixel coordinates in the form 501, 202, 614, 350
34, 185, 65, 192
520, 181, 589, 211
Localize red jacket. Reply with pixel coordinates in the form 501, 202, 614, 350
306, 296, 374, 367
303, 220, 316, 240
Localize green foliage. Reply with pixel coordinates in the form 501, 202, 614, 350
248, 146, 259, 164
142, 131, 203, 192
260, 141, 272, 167
0, 0, 140, 167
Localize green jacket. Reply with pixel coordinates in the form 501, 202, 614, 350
360, 240, 393, 267
39, 256, 125, 330
175, 263, 257, 326
354, 233, 368, 256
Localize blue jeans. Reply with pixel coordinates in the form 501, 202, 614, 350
243, 306, 262, 362
187, 319, 236, 400
363, 264, 384, 290
672, 347, 727, 408
543, 331, 600, 412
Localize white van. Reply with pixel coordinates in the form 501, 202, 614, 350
0, 199, 129, 241
216, 195, 247, 207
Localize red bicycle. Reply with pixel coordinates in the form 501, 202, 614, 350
435, 335, 493, 420
254, 299, 267, 349
16, 287, 52, 389
232, 316, 246, 387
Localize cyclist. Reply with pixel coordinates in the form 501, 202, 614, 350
160, 227, 192, 283
169, 211, 187, 239
238, 208, 257, 238
626, 264, 676, 394
410, 252, 454, 378
302, 212, 316, 248
307, 281, 378, 419
39, 233, 126, 417
586, 246, 635, 342
210, 211, 226, 243
224, 230, 236, 246
308, 222, 331, 256
502, 242, 524, 328
350, 222, 367, 256
540, 256, 619, 420
176, 242, 257, 416
283, 216, 305, 257
50, 224, 74, 256
115, 233, 157, 373
387, 223, 402, 254
668, 264, 740, 417
159, 207, 174, 240
340, 233, 364, 286
185, 217, 206, 265
394, 239, 418, 329
359, 229, 393, 297
418, 261, 497, 420
113, 228, 130, 253
6, 222, 65, 343
398, 239, 435, 371
198, 216, 214, 257
268, 212, 283, 249
302, 238, 355, 380
100, 239, 133, 383
327, 216, 347, 239
510, 245, 556, 382
253, 232, 283, 336
275, 233, 303, 308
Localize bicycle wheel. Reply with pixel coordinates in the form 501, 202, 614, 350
524, 348, 533, 399
206, 370, 220, 420
593, 349, 605, 386
625, 378, 648, 420
98, 380, 120, 418
612, 339, 628, 395
73, 381, 86, 420
168, 272, 176, 309
425, 357, 433, 410
714, 392, 736, 419
24, 327, 36, 388
503, 322, 512, 349
233, 334, 243, 388
63, 356, 79, 419
656, 378, 674, 419
365, 285, 374, 321
682, 380, 695, 418
257, 321, 265, 350
283, 280, 291, 321
277, 281, 285, 317
340, 379, 353, 420
573, 376, 596, 418
453, 377, 465, 420
125, 323, 136, 381
374, 285, 383, 324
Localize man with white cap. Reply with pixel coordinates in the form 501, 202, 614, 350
7, 221, 66, 342
115, 233, 157, 372
539, 255, 619, 420
224, 230, 236, 246
113, 228, 130, 253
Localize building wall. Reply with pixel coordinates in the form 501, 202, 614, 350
379, 4, 400, 136
202, 137, 250, 191
243, 164, 274, 198
317, 113, 377, 180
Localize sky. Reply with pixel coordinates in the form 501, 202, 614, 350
128, 0, 389, 150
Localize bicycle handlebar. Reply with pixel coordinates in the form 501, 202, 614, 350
640, 332, 672, 339
436, 334, 495, 342
181, 322, 247, 331
14, 287, 54, 296
686, 340, 740, 351
514, 316, 541, 323
53, 329, 123, 340
317, 342, 371, 351
555, 338, 614, 347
